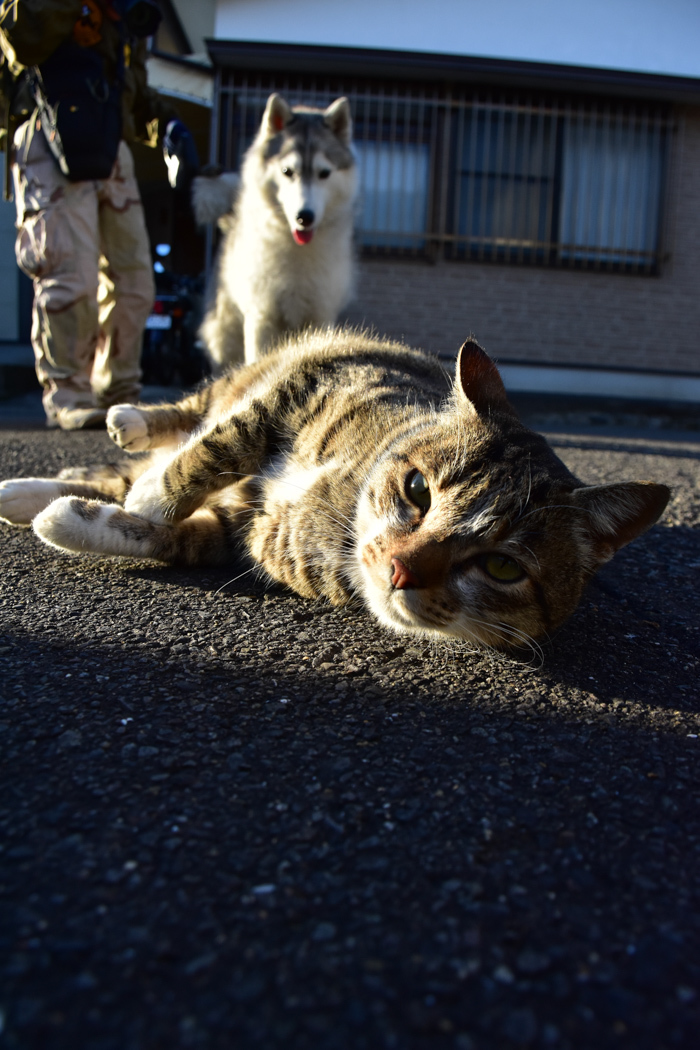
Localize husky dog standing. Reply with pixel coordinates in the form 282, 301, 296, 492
194, 94, 357, 370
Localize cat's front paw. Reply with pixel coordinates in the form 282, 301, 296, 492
0, 478, 63, 526
107, 405, 150, 452
124, 465, 169, 523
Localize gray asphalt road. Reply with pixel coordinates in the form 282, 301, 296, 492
1, 422, 699, 1050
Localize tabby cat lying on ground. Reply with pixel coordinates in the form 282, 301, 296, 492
0, 330, 669, 651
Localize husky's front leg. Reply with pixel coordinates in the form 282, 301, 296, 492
125, 410, 272, 523
243, 311, 280, 364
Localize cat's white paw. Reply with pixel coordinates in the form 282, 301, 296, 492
33, 496, 105, 553
0, 478, 63, 526
34, 496, 82, 551
34, 496, 148, 558
107, 404, 150, 452
124, 465, 168, 523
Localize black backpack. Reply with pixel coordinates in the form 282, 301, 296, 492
35, 35, 123, 182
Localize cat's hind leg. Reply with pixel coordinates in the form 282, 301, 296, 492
56, 461, 137, 491
33, 496, 246, 565
0, 472, 129, 527
0, 479, 75, 526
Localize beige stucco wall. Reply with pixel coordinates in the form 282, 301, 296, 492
346, 106, 700, 375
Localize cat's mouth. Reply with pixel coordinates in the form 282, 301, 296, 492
388, 586, 452, 631
387, 592, 421, 627
386, 591, 503, 647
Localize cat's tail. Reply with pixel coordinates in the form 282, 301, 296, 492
191, 171, 240, 228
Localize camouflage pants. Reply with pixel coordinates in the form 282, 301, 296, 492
12, 119, 155, 420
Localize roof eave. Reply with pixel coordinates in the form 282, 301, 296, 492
205, 39, 700, 104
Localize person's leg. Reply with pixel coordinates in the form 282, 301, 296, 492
12, 120, 104, 427
93, 142, 155, 407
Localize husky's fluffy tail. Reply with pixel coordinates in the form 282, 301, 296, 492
191, 172, 241, 227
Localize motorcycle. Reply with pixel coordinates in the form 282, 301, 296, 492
141, 245, 209, 388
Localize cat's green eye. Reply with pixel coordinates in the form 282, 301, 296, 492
482, 554, 524, 583
406, 470, 431, 511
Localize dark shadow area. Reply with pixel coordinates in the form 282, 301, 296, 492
546, 433, 700, 461
2, 621, 699, 1050
1, 421, 699, 1048
111, 516, 700, 716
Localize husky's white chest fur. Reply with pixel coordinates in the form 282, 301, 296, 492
196, 94, 358, 370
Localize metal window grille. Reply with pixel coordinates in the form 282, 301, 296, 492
214, 69, 672, 275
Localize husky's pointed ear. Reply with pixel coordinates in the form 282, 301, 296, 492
570, 481, 670, 566
324, 97, 352, 146
263, 94, 293, 135
455, 337, 515, 417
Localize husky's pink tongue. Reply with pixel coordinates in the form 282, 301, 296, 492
293, 228, 314, 245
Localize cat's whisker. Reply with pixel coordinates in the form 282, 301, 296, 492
516, 542, 541, 571
518, 456, 534, 518
213, 564, 258, 595
451, 637, 482, 657
438, 610, 544, 665
490, 621, 545, 666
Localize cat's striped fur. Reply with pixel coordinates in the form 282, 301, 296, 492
0, 329, 669, 650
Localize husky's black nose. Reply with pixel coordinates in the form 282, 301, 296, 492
296, 209, 315, 228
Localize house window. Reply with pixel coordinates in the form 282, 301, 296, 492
447, 96, 668, 271
558, 109, 666, 269
215, 71, 671, 275
353, 97, 433, 252
355, 140, 430, 249
447, 102, 557, 263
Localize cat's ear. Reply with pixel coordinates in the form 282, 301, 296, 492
570, 481, 670, 565
263, 94, 293, 135
455, 337, 516, 417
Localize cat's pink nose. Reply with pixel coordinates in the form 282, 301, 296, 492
391, 557, 421, 589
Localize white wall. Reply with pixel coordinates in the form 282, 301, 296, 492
214, 0, 700, 79
171, 0, 216, 61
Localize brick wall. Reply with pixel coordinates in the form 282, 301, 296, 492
345, 106, 700, 376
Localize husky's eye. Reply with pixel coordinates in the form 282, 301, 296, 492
281, 166, 294, 179
481, 554, 524, 583
406, 470, 431, 511
318, 168, 331, 180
